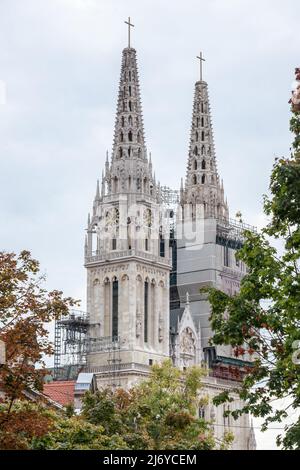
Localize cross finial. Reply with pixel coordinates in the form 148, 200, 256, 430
124, 17, 134, 48
186, 291, 190, 305
196, 51, 206, 81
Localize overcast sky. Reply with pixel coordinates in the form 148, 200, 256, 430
0, 0, 299, 449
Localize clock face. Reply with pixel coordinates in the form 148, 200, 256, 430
105, 208, 119, 227
143, 208, 153, 227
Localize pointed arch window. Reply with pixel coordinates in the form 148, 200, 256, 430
201, 174, 205, 184
196, 117, 199, 127
201, 117, 204, 127
129, 86, 132, 96
138, 147, 141, 158
137, 132, 141, 143
201, 131, 205, 141
129, 101, 132, 111
122, 101, 125, 111
128, 115, 133, 126
201, 102, 204, 113
119, 147, 123, 159
128, 147, 131, 157
120, 132, 124, 142
129, 71, 131, 81
128, 131, 133, 142
195, 131, 198, 141
136, 117, 139, 126
194, 146, 198, 156
121, 116, 125, 127
194, 159, 197, 170
112, 278, 118, 340
192, 174, 197, 185
201, 145, 205, 155
201, 159, 206, 170
144, 280, 149, 342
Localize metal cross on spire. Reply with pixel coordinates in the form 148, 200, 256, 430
196, 51, 206, 81
124, 17, 134, 48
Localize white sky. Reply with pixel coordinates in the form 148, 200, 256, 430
0, 0, 299, 449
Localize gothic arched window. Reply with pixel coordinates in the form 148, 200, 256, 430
201, 145, 205, 155
201, 117, 204, 127
120, 132, 123, 142
144, 280, 149, 343
192, 174, 197, 185
201, 174, 205, 184
119, 147, 123, 159
201, 131, 205, 141
112, 278, 118, 340
201, 159, 206, 169
129, 101, 132, 111
195, 131, 198, 141
201, 102, 204, 113
128, 147, 131, 157
129, 86, 132, 96
128, 131, 133, 142
138, 147, 141, 158
194, 146, 198, 156
194, 159, 197, 170
121, 116, 125, 127
137, 132, 140, 143
128, 115, 132, 126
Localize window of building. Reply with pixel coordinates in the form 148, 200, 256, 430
224, 246, 229, 266
149, 359, 153, 366
112, 279, 118, 340
159, 234, 165, 257
144, 281, 149, 343
201, 159, 206, 169
201, 174, 205, 184
145, 238, 149, 251
128, 131, 133, 142
112, 238, 117, 250
201, 131, 205, 141
198, 407, 205, 419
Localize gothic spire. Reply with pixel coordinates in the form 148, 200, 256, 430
104, 30, 158, 200
111, 46, 147, 163
182, 67, 228, 221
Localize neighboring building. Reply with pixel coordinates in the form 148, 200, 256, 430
54, 25, 256, 449
43, 380, 75, 407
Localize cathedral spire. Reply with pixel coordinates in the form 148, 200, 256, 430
182, 58, 228, 221
111, 43, 147, 163
104, 24, 157, 199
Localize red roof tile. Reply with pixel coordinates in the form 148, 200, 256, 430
43, 380, 75, 407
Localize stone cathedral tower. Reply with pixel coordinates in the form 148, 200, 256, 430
84, 44, 171, 388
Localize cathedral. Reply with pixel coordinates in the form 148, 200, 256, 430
82, 21, 256, 450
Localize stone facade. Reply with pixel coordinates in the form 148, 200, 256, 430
84, 43, 256, 450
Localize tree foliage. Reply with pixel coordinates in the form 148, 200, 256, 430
204, 68, 300, 448
0, 250, 77, 446
81, 360, 233, 450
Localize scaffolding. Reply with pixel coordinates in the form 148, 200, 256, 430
80, 335, 122, 387
54, 309, 89, 380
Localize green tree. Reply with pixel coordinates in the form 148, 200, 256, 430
204, 68, 300, 449
82, 360, 233, 450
